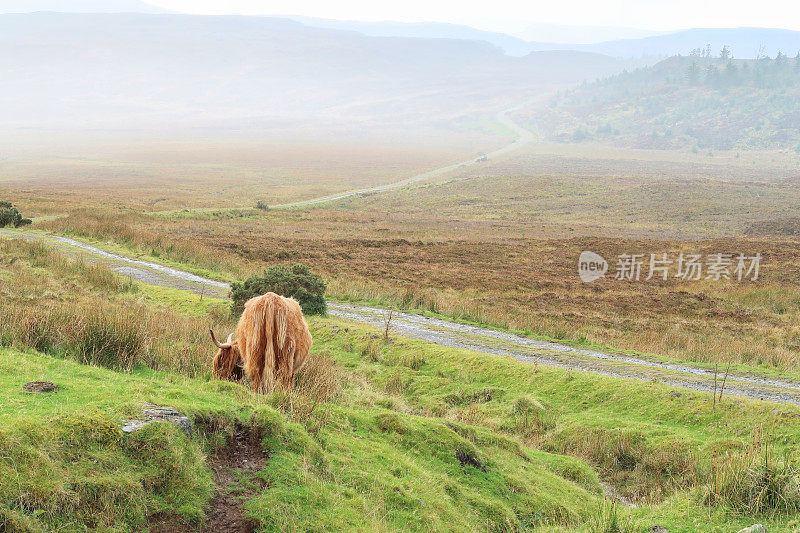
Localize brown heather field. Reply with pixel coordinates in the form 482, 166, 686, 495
1, 140, 482, 214
6, 141, 800, 374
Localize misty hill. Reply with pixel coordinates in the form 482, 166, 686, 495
523, 53, 800, 151
0, 0, 169, 13
514, 23, 664, 44
0, 12, 626, 134
290, 17, 540, 57
579, 27, 800, 59
4, 4, 797, 60
289, 19, 800, 59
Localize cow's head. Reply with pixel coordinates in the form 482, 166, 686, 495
209, 329, 244, 381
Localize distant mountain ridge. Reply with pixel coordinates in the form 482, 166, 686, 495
0, 0, 169, 13
292, 18, 799, 59
0, 12, 627, 132
2, 2, 796, 59
578, 27, 800, 59
289, 17, 541, 57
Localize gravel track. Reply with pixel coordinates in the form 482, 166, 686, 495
4, 228, 800, 406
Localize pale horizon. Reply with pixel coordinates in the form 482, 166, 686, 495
143, 0, 800, 35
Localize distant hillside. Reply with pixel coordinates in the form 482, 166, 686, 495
290, 17, 540, 57
579, 28, 800, 59
515, 23, 665, 44
0, 12, 627, 134
291, 20, 800, 59
522, 53, 800, 151
0, 0, 168, 13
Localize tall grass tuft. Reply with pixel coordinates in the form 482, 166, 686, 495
2, 304, 153, 371
587, 498, 637, 533
510, 396, 557, 439
543, 425, 700, 502
705, 429, 800, 515
0, 238, 236, 375
269, 351, 342, 431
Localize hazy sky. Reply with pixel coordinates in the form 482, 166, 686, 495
148, 0, 800, 33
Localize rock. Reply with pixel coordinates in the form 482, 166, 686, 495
648, 526, 669, 533
23, 381, 57, 393
736, 525, 767, 533
121, 404, 192, 436
669, 391, 682, 398
120, 419, 150, 433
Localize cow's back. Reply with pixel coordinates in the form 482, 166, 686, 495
238, 292, 313, 391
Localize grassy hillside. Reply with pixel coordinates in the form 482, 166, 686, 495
524, 54, 800, 151
3, 237, 800, 531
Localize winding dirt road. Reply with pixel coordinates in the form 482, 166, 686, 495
4, 228, 800, 406
158, 104, 537, 214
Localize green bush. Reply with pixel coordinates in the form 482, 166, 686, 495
230, 263, 327, 316
0, 201, 32, 228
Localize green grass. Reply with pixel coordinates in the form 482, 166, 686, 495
134, 283, 229, 319
3, 238, 800, 531
0, 345, 601, 531
5, 315, 800, 531
4, 309, 800, 531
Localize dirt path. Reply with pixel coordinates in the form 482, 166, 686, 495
4, 228, 800, 406
0, 229, 230, 299
157, 103, 537, 215
149, 425, 266, 532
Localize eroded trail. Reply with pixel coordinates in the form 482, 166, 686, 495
149, 425, 266, 533
4, 228, 800, 406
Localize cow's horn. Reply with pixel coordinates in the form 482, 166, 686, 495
210, 329, 232, 349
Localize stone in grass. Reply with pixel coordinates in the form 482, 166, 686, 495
23, 381, 57, 393
647, 526, 669, 533
736, 526, 766, 533
121, 404, 192, 436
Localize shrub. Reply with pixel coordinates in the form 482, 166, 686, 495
255, 200, 270, 211
0, 201, 32, 228
230, 263, 326, 316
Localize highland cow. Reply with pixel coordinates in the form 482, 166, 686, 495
210, 292, 312, 392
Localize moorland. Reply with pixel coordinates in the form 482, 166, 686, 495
2, 13, 800, 531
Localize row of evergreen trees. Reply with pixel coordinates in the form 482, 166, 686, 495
687, 46, 800, 88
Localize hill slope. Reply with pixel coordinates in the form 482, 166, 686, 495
0, 12, 625, 134
524, 54, 800, 151
581, 27, 800, 59
0, 0, 169, 13
2, 236, 800, 530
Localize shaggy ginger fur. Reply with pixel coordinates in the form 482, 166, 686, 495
211, 292, 312, 393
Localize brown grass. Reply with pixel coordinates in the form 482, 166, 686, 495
705, 427, 800, 515
0, 239, 235, 375
6, 142, 800, 374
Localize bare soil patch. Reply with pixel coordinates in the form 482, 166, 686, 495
149, 424, 266, 532
22, 381, 57, 393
